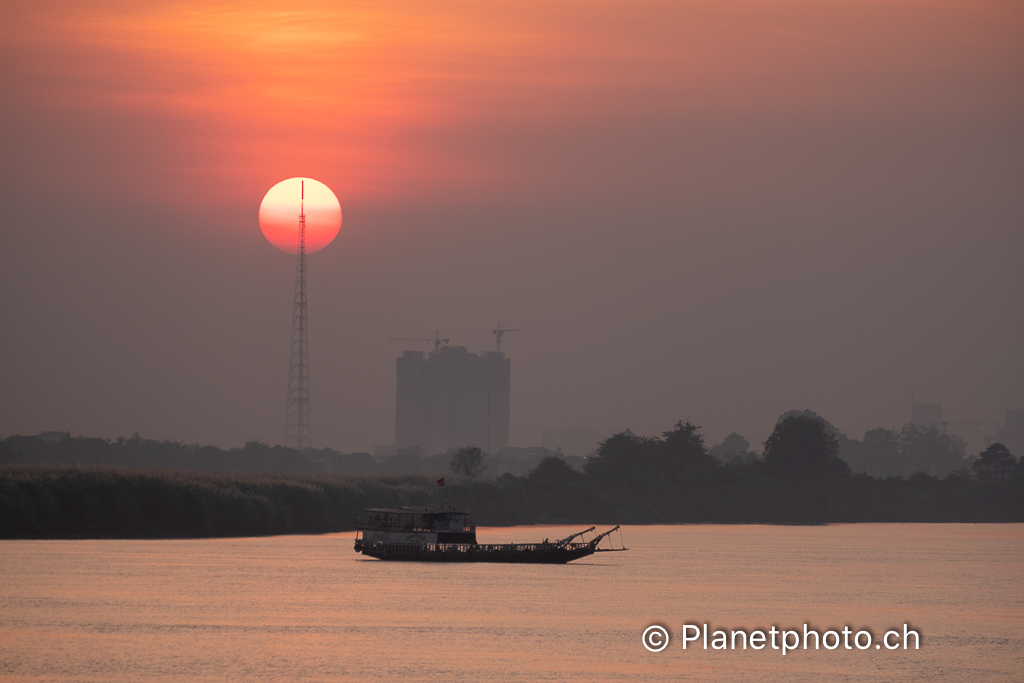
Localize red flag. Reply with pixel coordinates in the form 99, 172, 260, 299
437, 477, 445, 486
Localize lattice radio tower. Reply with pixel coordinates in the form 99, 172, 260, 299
285, 180, 311, 450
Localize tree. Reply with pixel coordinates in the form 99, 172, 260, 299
840, 428, 900, 476
898, 424, 967, 477
710, 433, 755, 464
528, 456, 581, 484
860, 428, 901, 475
584, 429, 658, 485
775, 410, 842, 438
764, 415, 850, 482
449, 446, 488, 479
586, 430, 633, 477
583, 423, 719, 484
972, 443, 1017, 481
657, 420, 717, 478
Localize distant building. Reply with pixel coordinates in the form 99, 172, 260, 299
911, 403, 943, 427
395, 346, 510, 455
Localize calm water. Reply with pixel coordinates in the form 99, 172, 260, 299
1, 524, 1021, 681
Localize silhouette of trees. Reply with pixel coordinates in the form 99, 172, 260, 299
584, 430, 656, 485
584, 422, 715, 485
972, 443, 1017, 481
658, 421, 717, 479
5, 417, 1024, 537
449, 446, 488, 479
897, 424, 967, 477
839, 425, 972, 478
840, 428, 900, 475
860, 428, 901, 474
528, 456, 581, 484
764, 415, 850, 482
775, 410, 842, 438
710, 433, 756, 464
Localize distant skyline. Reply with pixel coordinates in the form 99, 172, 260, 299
1, 0, 1021, 454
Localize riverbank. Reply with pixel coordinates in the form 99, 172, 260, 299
2, 464, 1020, 538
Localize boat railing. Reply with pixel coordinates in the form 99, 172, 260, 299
356, 516, 476, 533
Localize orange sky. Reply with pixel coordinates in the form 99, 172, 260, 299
5, 0, 1020, 209
1, 0, 1021, 451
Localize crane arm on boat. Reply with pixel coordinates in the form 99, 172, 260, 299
555, 527, 595, 547
591, 525, 628, 552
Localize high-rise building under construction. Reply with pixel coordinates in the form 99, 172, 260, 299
395, 346, 510, 455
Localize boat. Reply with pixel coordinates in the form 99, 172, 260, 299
352, 506, 626, 563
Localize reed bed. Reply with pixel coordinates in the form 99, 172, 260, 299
0, 465, 443, 538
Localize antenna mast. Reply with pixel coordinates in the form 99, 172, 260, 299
286, 180, 311, 450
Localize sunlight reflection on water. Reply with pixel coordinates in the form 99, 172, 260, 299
1, 524, 1021, 681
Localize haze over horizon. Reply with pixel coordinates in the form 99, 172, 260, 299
1, 0, 1021, 454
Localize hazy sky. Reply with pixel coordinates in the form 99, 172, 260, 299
1, 0, 1021, 453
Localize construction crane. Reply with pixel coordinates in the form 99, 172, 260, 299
388, 331, 450, 352
492, 322, 519, 353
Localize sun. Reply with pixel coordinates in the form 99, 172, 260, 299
259, 178, 342, 254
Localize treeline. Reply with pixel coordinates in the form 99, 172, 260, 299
544, 417, 1023, 524
0, 434, 564, 478
3, 411, 1005, 481
1, 416, 1021, 538
707, 410, 983, 479
0, 434, 375, 473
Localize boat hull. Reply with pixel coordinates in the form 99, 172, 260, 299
354, 540, 597, 564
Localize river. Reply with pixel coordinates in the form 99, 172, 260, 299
1, 524, 1020, 681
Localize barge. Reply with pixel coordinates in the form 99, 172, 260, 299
353, 506, 625, 563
